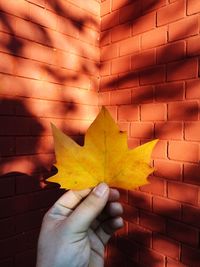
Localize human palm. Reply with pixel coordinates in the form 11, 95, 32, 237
36, 183, 123, 267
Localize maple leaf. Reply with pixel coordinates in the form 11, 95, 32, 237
47, 107, 158, 190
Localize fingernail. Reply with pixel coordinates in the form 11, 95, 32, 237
93, 183, 108, 197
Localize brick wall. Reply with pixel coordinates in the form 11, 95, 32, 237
0, 0, 99, 266
0, 0, 200, 266
100, 0, 200, 266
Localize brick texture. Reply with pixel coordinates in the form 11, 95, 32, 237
0, 0, 99, 266
100, 4, 200, 262
0, 0, 200, 266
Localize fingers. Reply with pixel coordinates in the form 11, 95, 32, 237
46, 187, 120, 220
108, 188, 120, 201
66, 183, 109, 232
91, 201, 123, 230
47, 188, 92, 218
95, 217, 124, 245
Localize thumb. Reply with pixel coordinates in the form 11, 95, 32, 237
66, 183, 109, 232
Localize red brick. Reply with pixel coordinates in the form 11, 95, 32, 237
152, 140, 167, 159
140, 210, 166, 233
167, 220, 198, 246
168, 181, 198, 205
132, 86, 154, 104
168, 141, 199, 163
0, 116, 32, 136
157, 41, 186, 64
100, 61, 111, 76
167, 58, 198, 81
15, 249, 36, 267
119, 35, 140, 56
101, 0, 111, 16
183, 163, 200, 185
169, 16, 199, 41
140, 65, 166, 85
98, 92, 110, 105
15, 210, 43, 233
116, 223, 129, 240
154, 159, 182, 180
153, 233, 180, 260
104, 105, 117, 120
132, 12, 156, 36
140, 247, 165, 267
0, 176, 15, 197
157, 0, 186, 26
101, 10, 119, 30
0, 137, 15, 156
118, 104, 139, 121
153, 196, 181, 220
119, 122, 130, 132
100, 29, 111, 47
110, 89, 131, 105
185, 122, 200, 141
186, 79, 200, 99
14, 58, 43, 80
118, 188, 128, 203
119, 2, 141, 23
0, 198, 14, 218
128, 222, 152, 246
129, 190, 152, 211
0, 0, 30, 18
167, 258, 187, 267
182, 204, 200, 228
187, 36, 200, 56
112, 0, 132, 10
0, 237, 15, 259
142, 0, 166, 13
57, 16, 79, 38
140, 176, 166, 196
118, 71, 139, 88
128, 138, 140, 149
141, 103, 166, 121
122, 203, 139, 223
0, 52, 15, 74
0, 258, 13, 267
0, 217, 15, 239
15, 173, 42, 194
111, 56, 131, 74
100, 75, 118, 91
155, 82, 184, 102
168, 101, 199, 121
18, 136, 53, 155
131, 122, 154, 139
111, 22, 131, 42
28, 0, 45, 7
29, 5, 57, 30
131, 49, 156, 70
182, 245, 200, 266
101, 43, 118, 61
187, 0, 200, 15
15, 229, 39, 253
116, 236, 139, 262
142, 27, 167, 50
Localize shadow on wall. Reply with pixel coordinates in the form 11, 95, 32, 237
105, 183, 200, 267
0, 0, 200, 267
100, 0, 200, 267
0, 1, 99, 266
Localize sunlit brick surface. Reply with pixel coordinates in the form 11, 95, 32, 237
0, 0, 200, 266
100, 0, 200, 266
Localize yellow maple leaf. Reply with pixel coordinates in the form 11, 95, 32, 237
47, 107, 158, 190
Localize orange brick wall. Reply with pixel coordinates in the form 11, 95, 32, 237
0, 0, 200, 266
100, 0, 200, 266
0, 0, 99, 266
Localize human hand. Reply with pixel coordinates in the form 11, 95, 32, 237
36, 183, 124, 267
